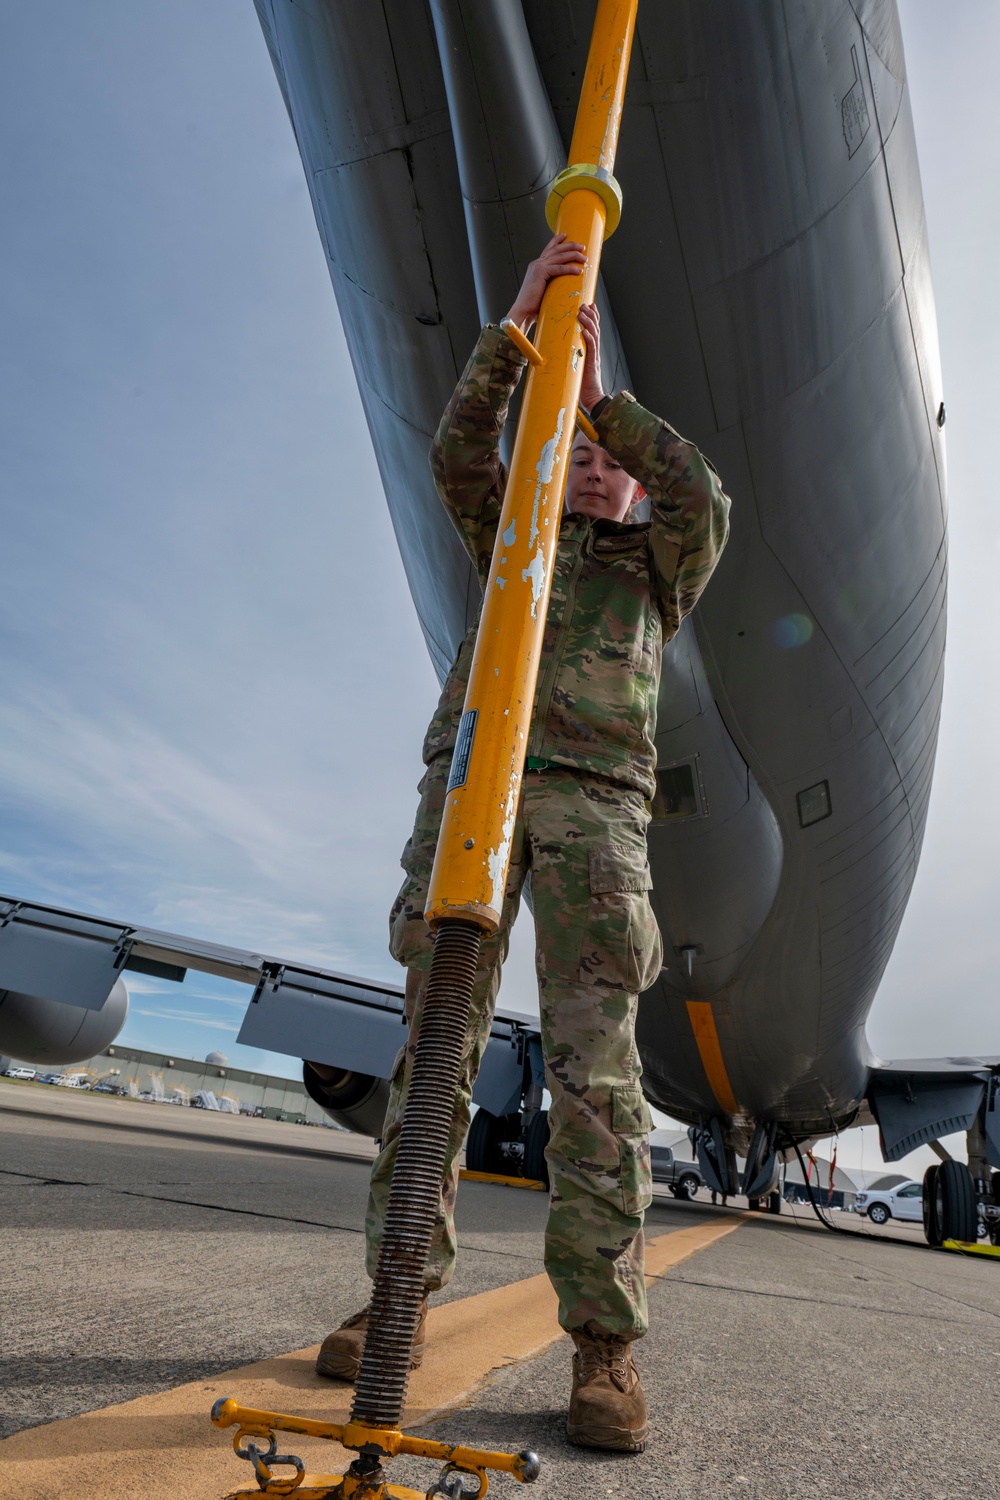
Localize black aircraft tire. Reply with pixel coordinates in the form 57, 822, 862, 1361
937, 1159, 978, 1243
768, 1189, 782, 1215
923, 1164, 942, 1246
523, 1109, 550, 1188
465, 1108, 505, 1175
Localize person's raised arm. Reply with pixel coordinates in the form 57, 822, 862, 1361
579, 300, 731, 632
430, 234, 587, 579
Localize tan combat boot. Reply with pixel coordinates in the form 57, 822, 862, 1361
315, 1298, 428, 1381
566, 1327, 649, 1452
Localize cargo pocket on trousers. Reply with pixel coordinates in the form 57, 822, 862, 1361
580, 843, 663, 993
388, 840, 435, 970
612, 1082, 654, 1217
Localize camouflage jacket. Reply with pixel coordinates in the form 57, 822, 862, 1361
424, 325, 731, 798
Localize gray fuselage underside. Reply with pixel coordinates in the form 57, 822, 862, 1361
254, 0, 945, 1135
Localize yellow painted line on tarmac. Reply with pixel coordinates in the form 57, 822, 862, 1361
643, 1215, 744, 1280
0, 1217, 742, 1499
943, 1238, 1000, 1259
458, 1168, 546, 1190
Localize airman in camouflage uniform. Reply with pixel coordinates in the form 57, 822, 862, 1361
316, 236, 730, 1451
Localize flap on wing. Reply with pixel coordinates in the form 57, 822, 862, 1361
0, 899, 131, 1011
239, 967, 408, 1079
239, 963, 528, 1116
868, 1059, 996, 1161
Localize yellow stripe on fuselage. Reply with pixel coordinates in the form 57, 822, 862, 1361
686, 1000, 740, 1116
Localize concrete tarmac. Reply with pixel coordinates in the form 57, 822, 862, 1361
3, 1078, 1000, 1498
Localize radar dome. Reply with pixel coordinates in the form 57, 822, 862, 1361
205, 1051, 228, 1066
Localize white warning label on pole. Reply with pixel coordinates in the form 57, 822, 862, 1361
447, 709, 478, 791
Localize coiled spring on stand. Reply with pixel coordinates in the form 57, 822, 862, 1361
351, 920, 482, 1428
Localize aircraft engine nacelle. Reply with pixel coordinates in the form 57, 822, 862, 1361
302, 1062, 390, 1138
0, 977, 129, 1066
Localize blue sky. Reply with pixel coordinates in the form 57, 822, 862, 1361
1, 3, 998, 1092
0, 1, 442, 1072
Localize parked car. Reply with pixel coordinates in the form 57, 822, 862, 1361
854, 1180, 923, 1224
649, 1144, 703, 1200
2, 1066, 36, 1080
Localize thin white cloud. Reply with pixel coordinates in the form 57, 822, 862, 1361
0, 689, 290, 872
132, 1006, 239, 1033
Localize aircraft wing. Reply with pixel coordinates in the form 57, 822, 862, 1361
866, 1057, 1000, 1163
0, 893, 538, 1119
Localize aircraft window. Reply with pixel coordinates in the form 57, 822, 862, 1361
651, 760, 700, 820
797, 780, 831, 828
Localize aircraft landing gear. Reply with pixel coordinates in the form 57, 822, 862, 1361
923, 1160, 978, 1245
522, 1110, 550, 1187
671, 1172, 700, 1202
694, 1118, 740, 1199
465, 1107, 550, 1187
740, 1121, 779, 1200
923, 1164, 941, 1246
465, 1108, 521, 1175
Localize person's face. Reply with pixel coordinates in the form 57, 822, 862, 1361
564, 434, 639, 523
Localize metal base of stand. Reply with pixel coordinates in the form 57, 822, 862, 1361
211, 920, 543, 1500
213, 1399, 539, 1500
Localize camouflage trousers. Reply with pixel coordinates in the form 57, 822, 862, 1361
364, 754, 663, 1340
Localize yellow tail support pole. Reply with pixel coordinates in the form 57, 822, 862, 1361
212, 4, 638, 1496
424, 0, 637, 929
